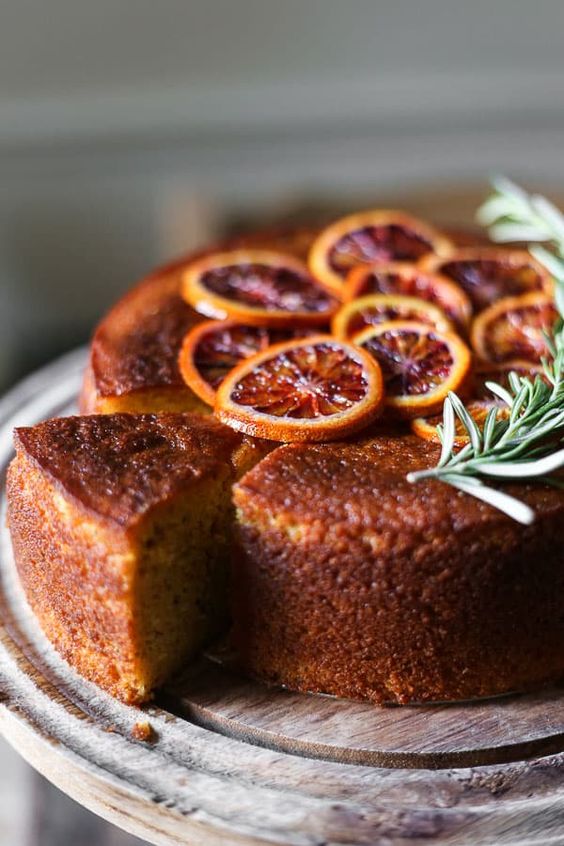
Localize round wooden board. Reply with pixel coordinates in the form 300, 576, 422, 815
3, 350, 564, 845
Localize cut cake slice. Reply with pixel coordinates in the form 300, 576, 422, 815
7, 412, 264, 704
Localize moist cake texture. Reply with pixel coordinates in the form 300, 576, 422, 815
234, 435, 564, 704
8, 221, 564, 707
7, 413, 259, 703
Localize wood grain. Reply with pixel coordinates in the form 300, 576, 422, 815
3, 351, 564, 845
171, 654, 564, 769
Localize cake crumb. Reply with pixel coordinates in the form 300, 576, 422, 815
131, 720, 156, 743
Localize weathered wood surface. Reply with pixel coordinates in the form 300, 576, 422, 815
173, 652, 564, 769
3, 351, 564, 845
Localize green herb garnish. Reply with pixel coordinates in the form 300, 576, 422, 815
407, 178, 564, 524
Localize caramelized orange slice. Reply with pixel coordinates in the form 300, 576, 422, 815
344, 261, 472, 329
471, 293, 558, 364
178, 320, 316, 406
215, 335, 384, 442
182, 250, 337, 327
356, 321, 471, 418
331, 294, 453, 340
420, 248, 553, 312
309, 211, 453, 296
412, 400, 510, 446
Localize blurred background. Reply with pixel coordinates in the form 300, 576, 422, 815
1, 0, 564, 843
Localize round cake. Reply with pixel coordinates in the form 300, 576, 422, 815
233, 434, 564, 704
8, 207, 564, 705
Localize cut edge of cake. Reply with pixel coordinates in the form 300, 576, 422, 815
6, 413, 269, 704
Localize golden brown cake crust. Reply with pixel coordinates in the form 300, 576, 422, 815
82, 227, 321, 414
15, 413, 243, 528
233, 435, 564, 704
81, 222, 486, 414
7, 412, 255, 704
88, 261, 202, 402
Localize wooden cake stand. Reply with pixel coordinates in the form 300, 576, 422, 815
2, 350, 564, 845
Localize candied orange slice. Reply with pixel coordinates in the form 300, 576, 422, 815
412, 399, 510, 446
331, 294, 453, 340
471, 293, 558, 364
356, 321, 471, 418
215, 335, 384, 442
343, 261, 472, 329
308, 211, 453, 296
178, 320, 316, 406
182, 249, 337, 327
420, 248, 553, 312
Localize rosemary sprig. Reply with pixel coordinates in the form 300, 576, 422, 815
407, 178, 564, 524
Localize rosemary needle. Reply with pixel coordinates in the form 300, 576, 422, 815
407, 178, 564, 524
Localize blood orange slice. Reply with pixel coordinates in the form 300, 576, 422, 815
181, 250, 337, 326
308, 211, 453, 296
178, 320, 315, 406
331, 294, 453, 340
412, 359, 546, 445
343, 261, 472, 329
471, 293, 558, 364
412, 399, 510, 446
215, 335, 384, 442
420, 248, 553, 312
356, 321, 471, 418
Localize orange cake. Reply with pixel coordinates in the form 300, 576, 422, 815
233, 435, 564, 704
7, 198, 564, 706
80, 227, 321, 416
7, 413, 266, 704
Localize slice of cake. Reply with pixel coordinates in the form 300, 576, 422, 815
7, 412, 261, 704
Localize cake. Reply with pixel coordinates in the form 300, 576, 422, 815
80, 256, 207, 415
7, 206, 564, 706
80, 227, 320, 415
233, 435, 564, 703
7, 413, 264, 703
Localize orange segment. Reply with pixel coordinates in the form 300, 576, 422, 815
215, 335, 384, 442
356, 321, 471, 418
412, 400, 510, 446
331, 294, 453, 340
178, 320, 317, 406
343, 261, 472, 330
420, 248, 553, 312
181, 249, 337, 327
471, 293, 558, 364
308, 211, 453, 296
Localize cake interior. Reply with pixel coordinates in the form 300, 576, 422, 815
7, 414, 257, 704
132, 472, 235, 700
